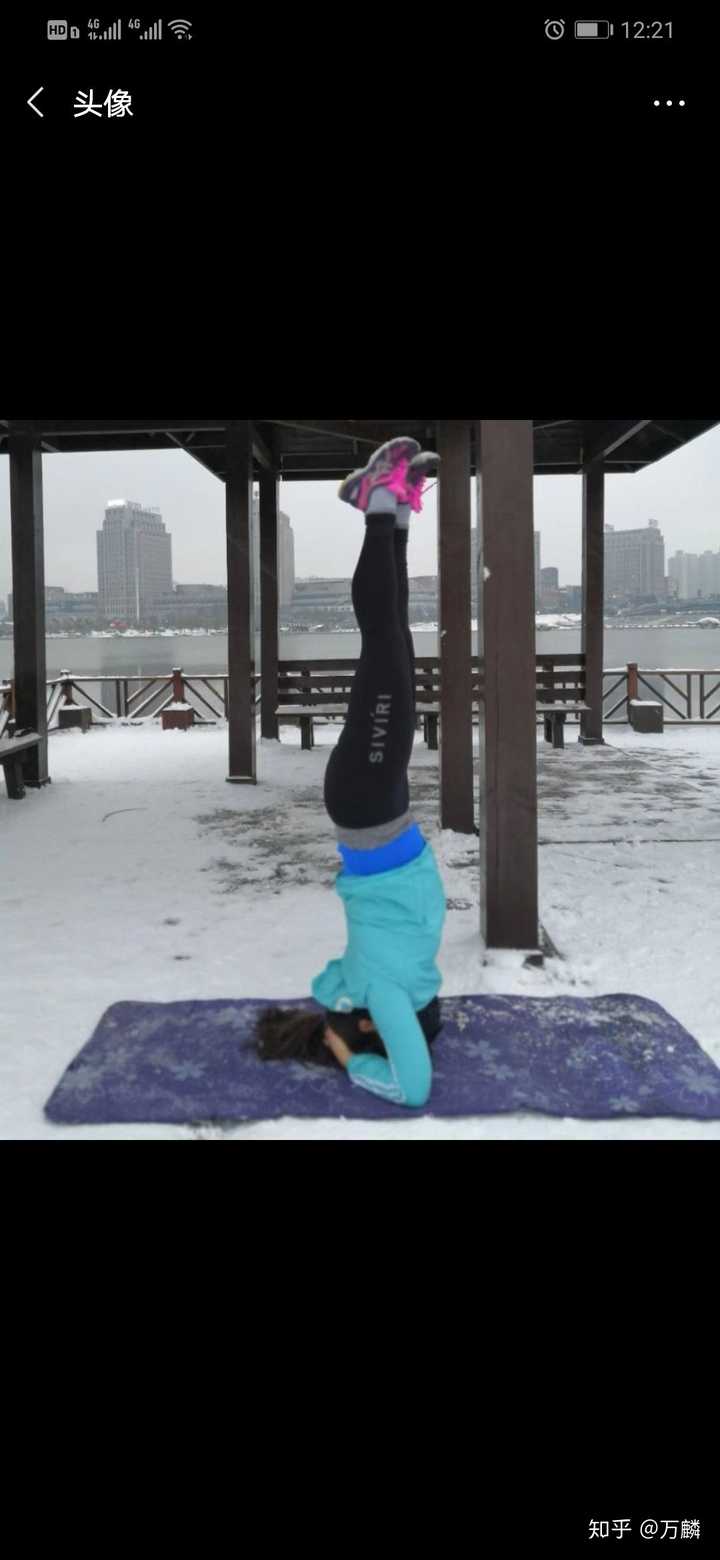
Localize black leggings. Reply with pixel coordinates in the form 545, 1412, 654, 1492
323, 513, 416, 830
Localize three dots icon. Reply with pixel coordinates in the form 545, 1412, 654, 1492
653, 99, 686, 107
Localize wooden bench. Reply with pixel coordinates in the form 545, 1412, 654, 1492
275, 658, 446, 751
412, 656, 589, 751
275, 655, 588, 752
275, 702, 347, 750
535, 656, 589, 749
0, 732, 42, 799
537, 703, 590, 749
418, 705, 590, 751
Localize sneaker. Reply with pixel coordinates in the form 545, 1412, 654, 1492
404, 449, 440, 513
338, 435, 421, 512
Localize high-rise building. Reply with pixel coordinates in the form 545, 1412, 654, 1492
278, 510, 295, 606
97, 500, 173, 623
668, 547, 720, 599
700, 550, 720, 596
539, 566, 562, 610
250, 502, 295, 610
604, 519, 666, 600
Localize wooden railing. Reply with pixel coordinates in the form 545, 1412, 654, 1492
41, 668, 261, 730
602, 666, 720, 723
3, 657, 720, 735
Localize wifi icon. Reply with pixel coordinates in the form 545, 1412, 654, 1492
168, 17, 192, 37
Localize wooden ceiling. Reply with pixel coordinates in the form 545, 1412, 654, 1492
1, 418, 717, 481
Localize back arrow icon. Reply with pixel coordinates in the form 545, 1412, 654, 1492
27, 87, 44, 117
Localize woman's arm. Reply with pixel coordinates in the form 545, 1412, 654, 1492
323, 1026, 353, 1069
345, 982, 433, 1109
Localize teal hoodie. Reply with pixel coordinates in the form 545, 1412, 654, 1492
311, 841, 447, 1108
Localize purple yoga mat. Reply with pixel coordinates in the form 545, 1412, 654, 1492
43, 993, 720, 1125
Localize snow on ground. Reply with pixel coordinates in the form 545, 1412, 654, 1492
2, 717, 720, 1140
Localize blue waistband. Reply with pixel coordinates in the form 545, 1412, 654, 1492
338, 822, 426, 876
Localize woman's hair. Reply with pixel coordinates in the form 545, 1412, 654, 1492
255, 997, 442, 1069
255, 1006, 337, 1068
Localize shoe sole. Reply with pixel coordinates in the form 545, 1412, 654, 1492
338, 435, 421, 507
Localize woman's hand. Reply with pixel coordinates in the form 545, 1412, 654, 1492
323, 1025, 353, 1069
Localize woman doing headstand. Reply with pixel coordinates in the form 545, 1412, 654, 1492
256, 437, 447, 1109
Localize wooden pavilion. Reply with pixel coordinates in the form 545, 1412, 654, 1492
2, 417, 717, 953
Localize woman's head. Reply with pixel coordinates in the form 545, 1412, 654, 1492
255, 1006, 334, 1067
323, 1007, 377, 1049
254, 1004, 377, 1068
255, 997, 443, 1068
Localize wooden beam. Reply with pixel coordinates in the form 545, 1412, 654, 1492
646, 421, 685, 446
475, 420, 538, 950
582, 419, 653, 466
251, 423, 274, 471
225, 422, 257, 784
166, 433, 228, 483
278, 451, 382, 479
268, 419, 395, 447
259, 470, 280, 741
30, 419, 229, 436
579, 466, 606, 746
169, 423, 271, 477
627, 419, 720, 473
437, 421, 474, 834
8, 431, 49, 785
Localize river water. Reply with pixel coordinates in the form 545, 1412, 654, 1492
2, 628, 720, 683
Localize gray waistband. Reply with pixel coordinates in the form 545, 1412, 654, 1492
334, 809, 415, 850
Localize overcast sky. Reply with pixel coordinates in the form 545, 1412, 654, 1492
1, 424, 720, 604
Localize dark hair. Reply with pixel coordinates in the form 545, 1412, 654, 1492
255, 997, 442, 1069
255, 1006, 338, 1069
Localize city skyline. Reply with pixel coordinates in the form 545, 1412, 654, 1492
2, 422, 720, 602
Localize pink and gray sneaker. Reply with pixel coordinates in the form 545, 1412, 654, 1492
338, 436, 421, 512
404, 449, 440, 513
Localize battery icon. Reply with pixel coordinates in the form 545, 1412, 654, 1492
575, 20, 613, 37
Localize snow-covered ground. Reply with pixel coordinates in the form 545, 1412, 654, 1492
2, 718, 720, 1140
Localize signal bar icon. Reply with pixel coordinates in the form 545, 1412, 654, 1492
101, 17, 122, 38
140, 18, 163, 38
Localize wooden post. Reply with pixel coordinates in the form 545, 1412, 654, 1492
225, 421, 257, 783
8, 429, 49, 785
60, 669, 75, 706
259, 468, 280, 740
437, 420, 474, 834
475, 420, 538, 950
627, 662, 638, 702
162, 667, 193, 730
579, 466, 606, 745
